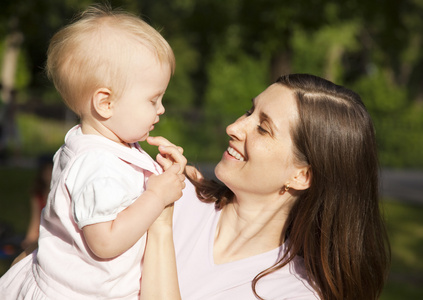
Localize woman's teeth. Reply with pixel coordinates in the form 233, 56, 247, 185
227, 146, 245, 161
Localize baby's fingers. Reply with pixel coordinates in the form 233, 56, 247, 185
165, 163, 183, 175
147, 136, 183, 154
179, 174, 186, 185
165, 164, 186, 185
156, 153, 173, 171
158, 146, 187, 173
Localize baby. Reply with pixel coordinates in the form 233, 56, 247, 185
0, 5, 186, 299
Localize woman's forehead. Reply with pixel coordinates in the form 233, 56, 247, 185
254, 84, 298, 124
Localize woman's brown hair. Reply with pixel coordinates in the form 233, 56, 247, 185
189, 74, 390, 299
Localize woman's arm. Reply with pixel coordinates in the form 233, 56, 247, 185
12, 241, 38, 266
140, 136, 187, 299
21, 194, 42, 249
140, 204, 181, 300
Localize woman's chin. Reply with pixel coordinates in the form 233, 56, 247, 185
214, 160, 228, 184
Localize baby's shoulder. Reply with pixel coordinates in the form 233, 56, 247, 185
66, 149, 138, 184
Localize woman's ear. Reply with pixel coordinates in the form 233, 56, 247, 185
291, 166, 312, 191
92, 88, 113, 119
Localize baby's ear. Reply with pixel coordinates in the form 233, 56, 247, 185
92, 88, 113, 119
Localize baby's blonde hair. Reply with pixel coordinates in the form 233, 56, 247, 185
46, 4, 175, 116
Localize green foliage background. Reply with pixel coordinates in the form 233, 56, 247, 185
0, 1, 422, 298
0, 0, 422, 167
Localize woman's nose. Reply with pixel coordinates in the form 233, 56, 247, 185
226, 116, 248, 140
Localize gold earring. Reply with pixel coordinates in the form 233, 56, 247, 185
284, 183, 290, 192
280, 183, 290, 194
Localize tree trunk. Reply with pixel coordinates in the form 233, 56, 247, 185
270, 52, 291, 83
1, 28, 23, 104
325, 45, 344, 83
0, 17, 24, 157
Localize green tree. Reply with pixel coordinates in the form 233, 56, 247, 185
1, 0, 422, 167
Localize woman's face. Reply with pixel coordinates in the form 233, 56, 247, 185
215, 83, 301, 198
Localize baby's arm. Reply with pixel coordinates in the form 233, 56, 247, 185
82, 163, 186, 259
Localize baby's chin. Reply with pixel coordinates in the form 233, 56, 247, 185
124, 134, 148, 144
137, 132, 150, 142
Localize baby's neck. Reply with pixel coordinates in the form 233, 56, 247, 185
80, 123, 130, 148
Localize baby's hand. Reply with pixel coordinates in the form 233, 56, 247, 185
147, 136, 187, 174
146, 164, 186, 207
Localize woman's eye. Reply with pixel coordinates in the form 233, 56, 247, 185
257, 125, 268, 134
245, 109, 253, 116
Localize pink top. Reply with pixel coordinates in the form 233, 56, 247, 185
0, 125, 162, 299
173, 180, 320, 300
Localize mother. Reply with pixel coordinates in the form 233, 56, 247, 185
143, 74, 390, 300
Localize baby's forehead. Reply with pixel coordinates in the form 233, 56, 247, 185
88, 22, 153, 54
86, 21, 132, 44
74, 15, 174, 72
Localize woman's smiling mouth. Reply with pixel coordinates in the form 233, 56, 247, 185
227, 146, 245, 161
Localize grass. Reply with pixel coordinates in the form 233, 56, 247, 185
0, 167, 422, 299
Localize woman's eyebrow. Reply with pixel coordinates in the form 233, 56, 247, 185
259, 111, 277, 134
252, 97, 277, 133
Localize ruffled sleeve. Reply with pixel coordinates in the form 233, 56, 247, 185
66, 151, 143, 229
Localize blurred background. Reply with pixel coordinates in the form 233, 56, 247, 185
0, 0, 422, 298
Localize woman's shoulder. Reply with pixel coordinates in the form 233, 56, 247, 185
174, 179, 216, 216
172, 178, 219, 245
255, 254, 319, 300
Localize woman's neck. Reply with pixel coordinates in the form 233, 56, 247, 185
213, 193, 293, 265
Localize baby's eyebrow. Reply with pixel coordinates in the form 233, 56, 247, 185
151, 90, 166, 99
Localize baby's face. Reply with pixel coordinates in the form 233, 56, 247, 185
106, 47, 171, 145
